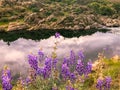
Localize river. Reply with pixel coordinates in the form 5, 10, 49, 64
0, 28, 120, 76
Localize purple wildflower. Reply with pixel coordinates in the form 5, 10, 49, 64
28, 54, 38, 71
76, 59, 84, 75
96, 79, 103, 90
38, 50, 44, 62
61, 63, 70, 80
55, 32, 60, 38
36, 67, 44, 75
84, 61, 92, 77
52, 58, 58, 69
104, 76, 111, 90
78, 50, 85, 60
63, 58, 69, 65
1, 66, 12, 90
25, 77, 32, 85
42, 57, 52, 78
70, 73, 76, 82
69, 50, 76, 67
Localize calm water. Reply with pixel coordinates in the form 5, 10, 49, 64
0, 28, 120, 76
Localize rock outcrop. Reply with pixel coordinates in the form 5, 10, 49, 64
100, 17, 120, 27
7, 22, 29, 31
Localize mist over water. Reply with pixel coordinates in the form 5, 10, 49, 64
0, 29, 120, 75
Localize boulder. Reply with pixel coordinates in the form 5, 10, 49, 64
101, 17, 120, 27
85, 26, 90, 30
90, 23, 103, 29
7, 22, 29, 31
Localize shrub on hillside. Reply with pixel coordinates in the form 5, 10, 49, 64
88, 2, 101, 14
74, 8, 83, 14
88, 2, 115, 16
112, 3, 120, 13
99, 6, 115, 16
31, 7, 39, 12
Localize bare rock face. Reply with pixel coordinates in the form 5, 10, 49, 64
101, 17, 120, 27
24, 13, 40, 24
7, 22, 29, 31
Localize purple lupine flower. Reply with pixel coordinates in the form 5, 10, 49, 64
38, 50, 44, 62
55, 32, 60, 38
69, 50, 76, 67
1, 66, 12, 90
25, 77, 32, 85
78, 50, 85, 60
42, 57, 52, 78
52, 58, 58, 69
63, 57, 69, 65
76, 59, 84, 75
84, 61, 92, 77
61, 63, 70, 80
28, 54, 38, 71
96, 79, 103, 90
70, 73, 76, 82
104, 76, 111, 90
36, 67, 44, 75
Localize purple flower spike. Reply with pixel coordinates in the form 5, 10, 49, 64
61, 63, 70, 79
1, 66, 12, 90
84, 60, 92, 77
70, 73, 76, 81
96, 79, 103, 90
104, 76, 111, 90
41, 57, 52, 79
76, 59, 84, 75
55, 32, 60, 38
38, 50, 44, 62
78, 50, 85, 60
69, 50, 76, 66
28, 54, 38, 71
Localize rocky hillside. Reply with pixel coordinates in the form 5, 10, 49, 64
0, 0, 120, 31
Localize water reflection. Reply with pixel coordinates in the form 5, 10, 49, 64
0, 32, 120, 75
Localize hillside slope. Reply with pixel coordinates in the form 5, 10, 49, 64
0, 0, 120, 31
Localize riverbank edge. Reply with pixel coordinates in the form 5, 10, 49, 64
0, 28, 110, 42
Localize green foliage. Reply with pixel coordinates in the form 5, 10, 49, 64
99, 6, 115, 16
88, 2, 101, 14
74, 8, 83, 14
103, 59, 120, 79
89, 1, 115, 15
112, 3, 120, 13
45, 11, 52, 16
49, 18, 57, 22
31, 7, 39, 12
0, 17, 9, 22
